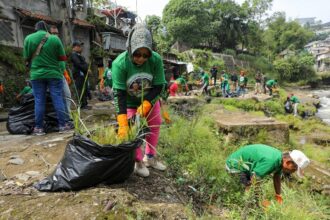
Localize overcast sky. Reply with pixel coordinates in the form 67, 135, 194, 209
116, 0, 330, 23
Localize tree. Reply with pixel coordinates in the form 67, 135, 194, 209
262, 12, 314, 60
162, 0, 210, 47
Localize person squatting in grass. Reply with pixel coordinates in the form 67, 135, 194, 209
266, 79, 278, 96
226, 144, 310, 204
112, 23, 167, 177
23, 20, 71, 135
290, 93, 300, 117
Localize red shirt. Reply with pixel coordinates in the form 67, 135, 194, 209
169, 82, 178, 96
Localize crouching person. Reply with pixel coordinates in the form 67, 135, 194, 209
112, 24, 167, 177
226, 144, 310, 204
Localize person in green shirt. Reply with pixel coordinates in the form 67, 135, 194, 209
103, 59, 113, 88
266, 79, 278, 96
226, 144, 310, 204
112, 24, 167, 177
237, 70, 247, 97
220, 70, 230, 97
23, 21, 70, 135
201, 71, 210, 95
290, 94, 300, 117
176, 76, 188, 95
16, 80, 33, 101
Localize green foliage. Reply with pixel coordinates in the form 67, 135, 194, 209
163, 0, 210, 47
179, 49, 225, 72
223, 48, 237, 57
263, 12, 314, 60
212, 97, 286, 116
159, 105, 330, 219
273, 53, 316, 82
0, 45, 26, 73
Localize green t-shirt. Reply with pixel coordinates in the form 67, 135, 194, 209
103, 67, 113, 88
226, 144, 282, 178
23, 30, 66, 80
19, 86, 33, 95
266, 79, 277, 87
112, 51, 166, 108
290, 96, 300, 103
239, 75, 246, 86
222, 73, 229, 83
176, 77, 186, 85
201, 74, 209, 85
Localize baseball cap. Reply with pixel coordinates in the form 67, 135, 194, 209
72, 40, 84, 47
289, 150, 310, 178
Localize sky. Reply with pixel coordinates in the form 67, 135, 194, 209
116, 0, 330, 23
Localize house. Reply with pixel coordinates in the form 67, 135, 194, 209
101, 7, 136, 36
0, 0, 94, 61
305, 37, 330, 72
316, 50, 330, 72
295, 17, 316, 26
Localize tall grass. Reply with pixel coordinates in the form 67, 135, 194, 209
158, 106, 330, 219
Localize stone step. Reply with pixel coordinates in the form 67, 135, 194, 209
212, 109, 289, 144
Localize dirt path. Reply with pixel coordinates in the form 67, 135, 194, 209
0, 132, 190, 219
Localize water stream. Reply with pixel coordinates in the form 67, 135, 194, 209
313, 89, 330, 125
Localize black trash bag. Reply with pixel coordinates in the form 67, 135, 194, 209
6, 93, 59, 134
34, 130, 146, 191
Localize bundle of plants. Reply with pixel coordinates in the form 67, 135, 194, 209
34, 117, 149, 191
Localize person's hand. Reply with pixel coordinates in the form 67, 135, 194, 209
117, 114, 129, 139
162, 111, 171, 124
137, 100, 152, 117
275, 194, 283, 204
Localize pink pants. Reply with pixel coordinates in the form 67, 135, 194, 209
127, 101, 162, 162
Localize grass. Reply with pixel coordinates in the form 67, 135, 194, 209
158, 104, 330, 219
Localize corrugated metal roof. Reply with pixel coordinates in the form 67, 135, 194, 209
15, 8, 62, 24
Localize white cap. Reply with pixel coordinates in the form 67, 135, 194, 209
289, 150, 310, 178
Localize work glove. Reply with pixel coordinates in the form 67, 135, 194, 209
275, 194, 283, 204
162, 110, 171, 124
117, 114, 129, 139
137, 100, 152, 117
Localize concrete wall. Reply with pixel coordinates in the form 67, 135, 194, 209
73, 26, 90, 62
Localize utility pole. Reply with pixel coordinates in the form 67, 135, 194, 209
136, 0, 137, 17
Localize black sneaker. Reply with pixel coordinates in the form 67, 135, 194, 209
59, 124, 74, 134
32, 128, 46, 136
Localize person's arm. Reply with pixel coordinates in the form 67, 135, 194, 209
113, 89, 127, 114
55, 38, 67, 62
273, 172, 283, 204
273, 172, 281, 195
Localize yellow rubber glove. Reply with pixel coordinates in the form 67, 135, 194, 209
136, 100, 152, 117
275, 194, 283, 204
162, 111, 171, 124
117, 114, 129, 139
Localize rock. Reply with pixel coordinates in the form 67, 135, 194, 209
8, 158, 24, 165
0, 170, 6, 182
9, 155, 21, 159
14, 173, 30, 181
25, 171, 41, 177
165, 186, 174, 194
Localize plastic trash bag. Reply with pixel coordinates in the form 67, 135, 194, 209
34, 129, 147, 191
6, 93, 59, 134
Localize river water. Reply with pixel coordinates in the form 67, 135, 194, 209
313, 89, 330, 125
